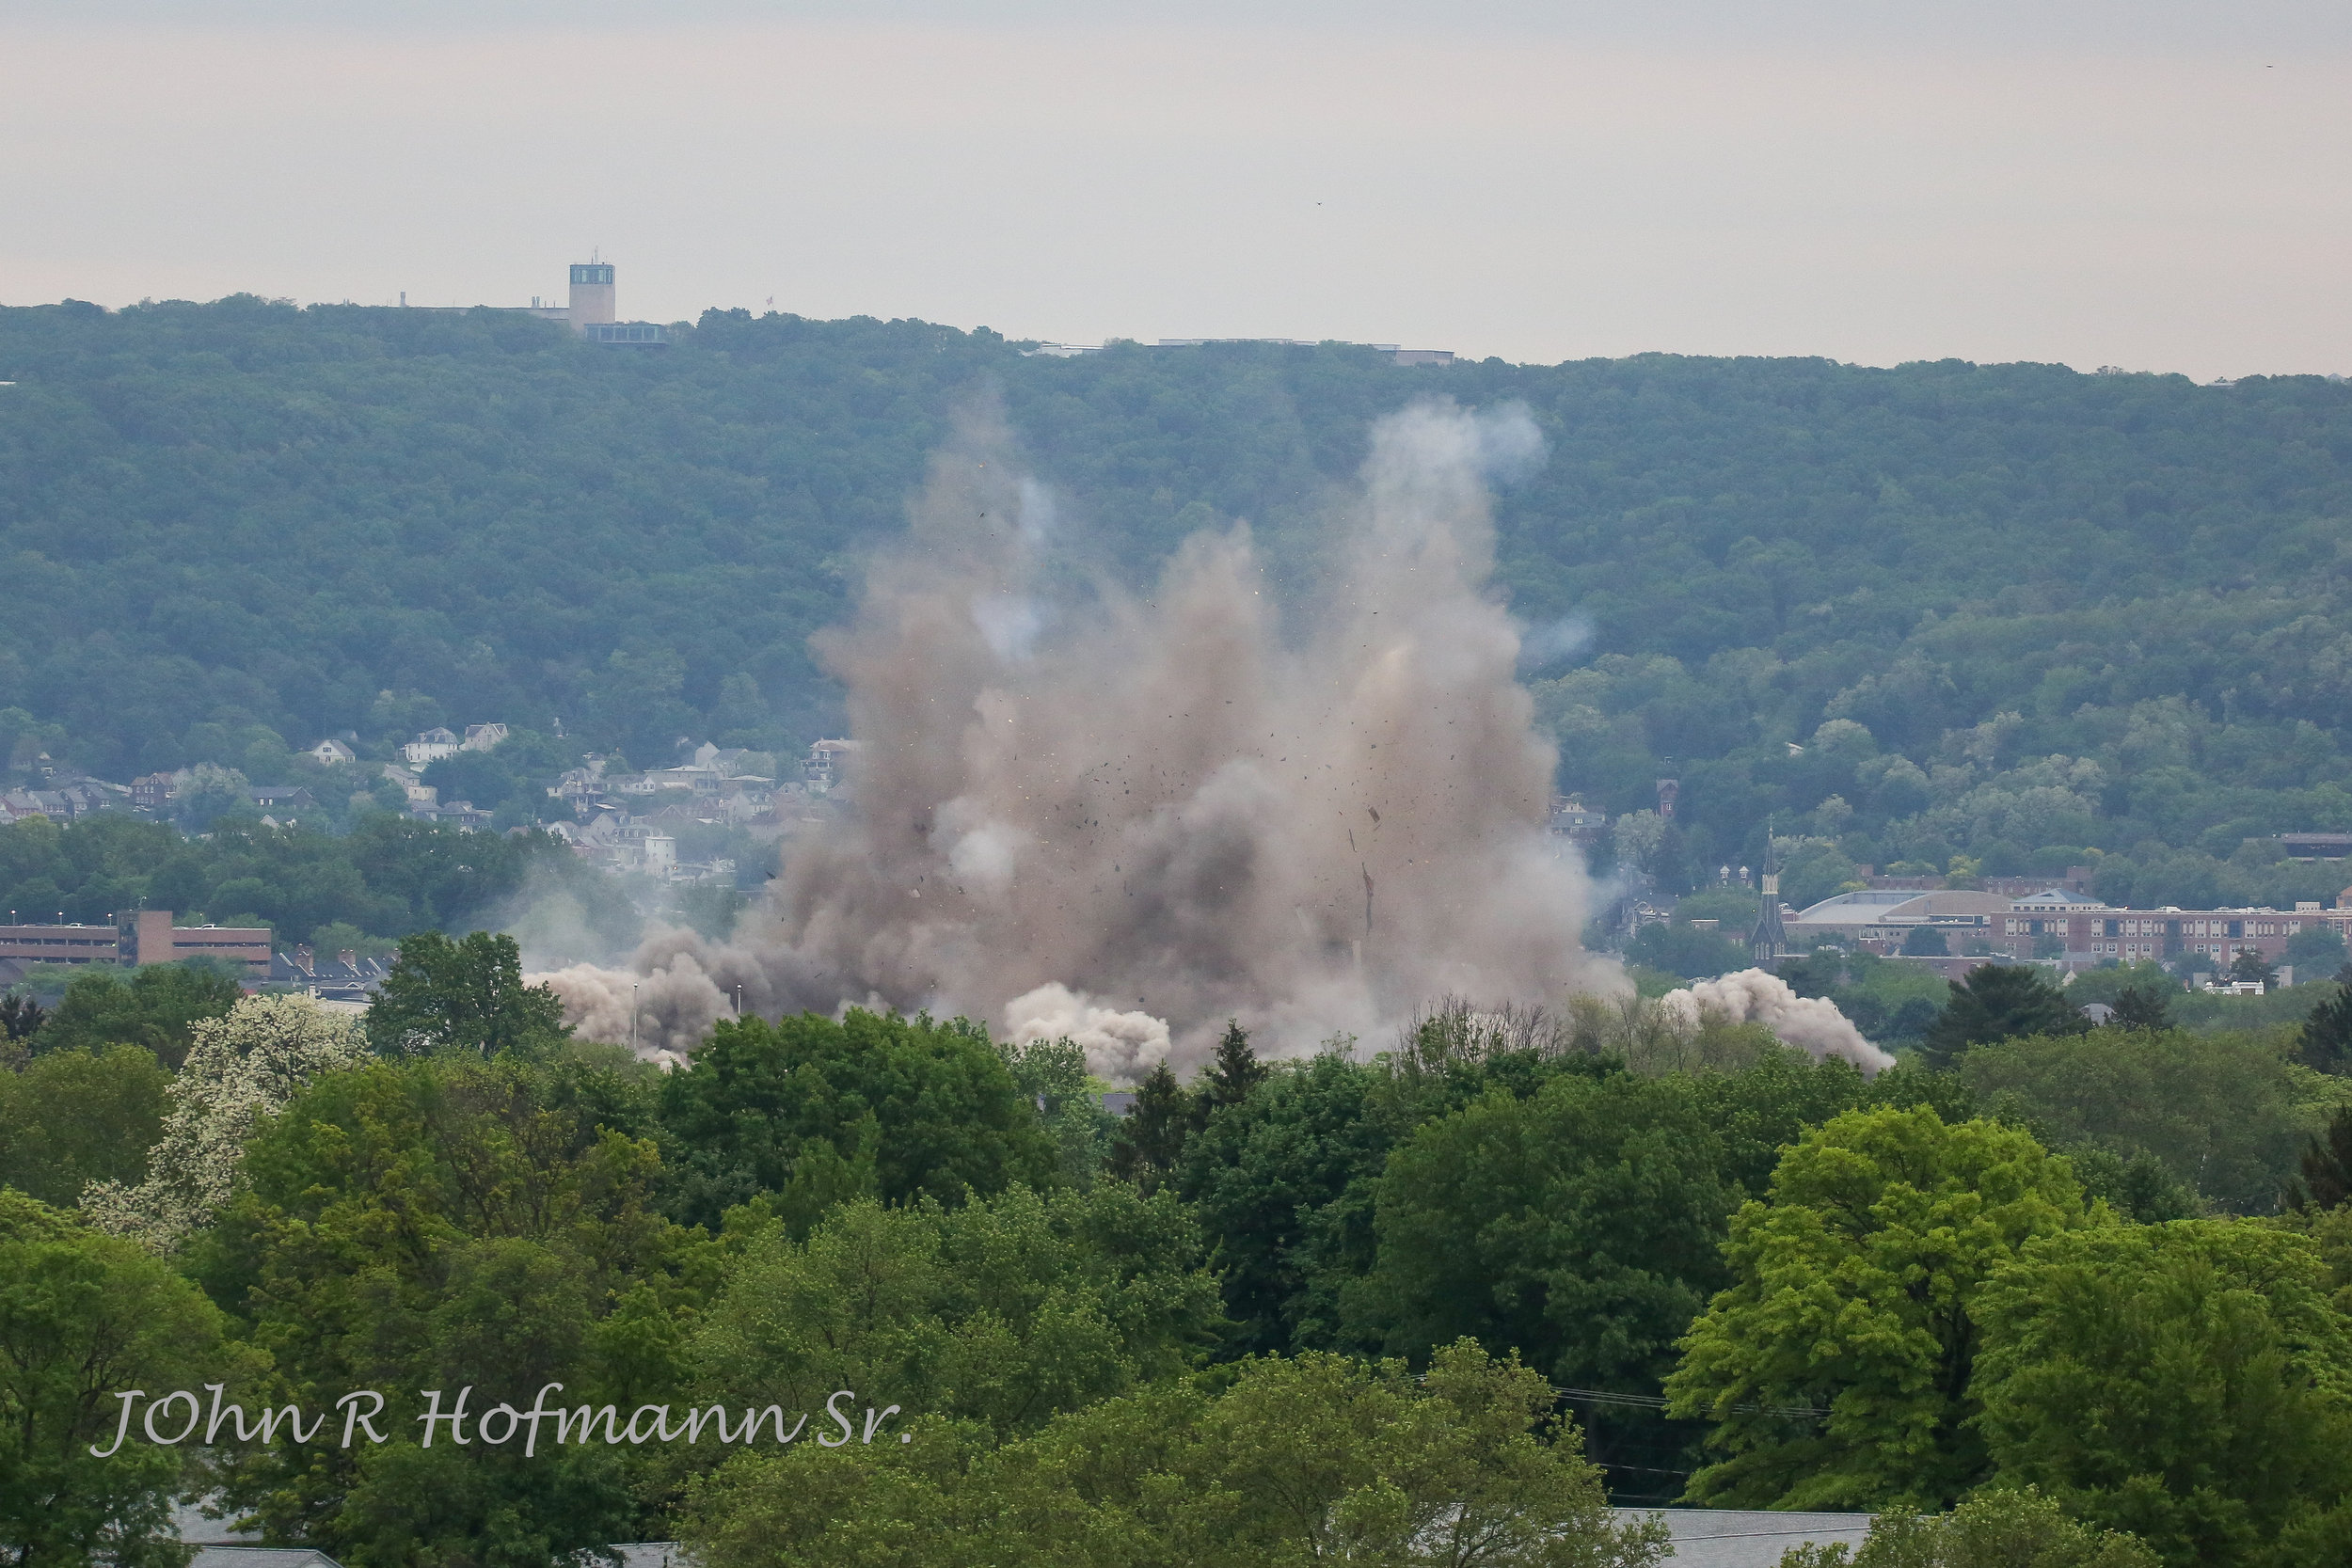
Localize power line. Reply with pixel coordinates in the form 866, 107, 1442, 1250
1554, 1386, 1828, 1420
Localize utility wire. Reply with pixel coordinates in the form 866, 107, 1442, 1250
1553, 1386, 1829, 1420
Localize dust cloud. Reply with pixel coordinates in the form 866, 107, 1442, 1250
1654, 969, 1895, 1074
537, 399, 1621, 1078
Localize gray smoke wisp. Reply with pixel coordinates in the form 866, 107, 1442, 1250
537, 400, 1618, 1076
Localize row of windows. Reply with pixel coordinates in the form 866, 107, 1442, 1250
2005, 915, 2334, 940
2086, 940, 2258, 961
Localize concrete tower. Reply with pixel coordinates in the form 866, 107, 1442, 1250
568, 261, 616, 333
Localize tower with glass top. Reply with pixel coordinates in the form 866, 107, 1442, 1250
568, 261, 616, 332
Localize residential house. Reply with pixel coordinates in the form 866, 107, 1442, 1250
805, 738, 859, 793
307, 737, 357, 765
247, 785, 316, 816
132, 772, 178, 813
1548, 794, 1606, 847
380, 764, 438, 813
548, 761, 606, 810
270, 944, 390, 1002
4, 777, 127, 822
416, 799, 493, 830
460, 722, 509, 752
403, 728, 460, 767
692, 742, 770, 778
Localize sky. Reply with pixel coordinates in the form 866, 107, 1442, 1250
2, 1, 2346, 378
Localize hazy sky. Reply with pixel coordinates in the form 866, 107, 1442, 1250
4, 1, 2346, 377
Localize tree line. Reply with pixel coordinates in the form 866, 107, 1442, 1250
6, 936, 2352, 1566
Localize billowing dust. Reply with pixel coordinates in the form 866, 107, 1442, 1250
540, 401, 1624, 1078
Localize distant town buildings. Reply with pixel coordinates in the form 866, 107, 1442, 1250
1781, 884, 2351, 980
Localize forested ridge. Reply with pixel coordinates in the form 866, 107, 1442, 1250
6, 297, 2352, 896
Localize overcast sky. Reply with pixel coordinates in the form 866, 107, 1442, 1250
3, 1, 2346, 377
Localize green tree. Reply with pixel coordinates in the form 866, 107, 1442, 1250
364, 928, 570, 1058
656, 1009, 1059, 1228
2289, 1106, 2352, 1212
1199, 1019, 1268, 1116
2110, 984, 2171, 1032
679, 1340, 1670, 1568
0, 1044, 170, 1206
1665, 1106, 2092, 1511
1177, 1052, 1400, 1356
2285, 924, 2348, 973
1780, 1487, 2159, 1568
190, 1052, 687, 1564
997, 1034, 1120, 1187
1627, 921, 1753, 979
2297, 970, 2352, 1074
1345, 1071, 1736, 1395
691, 1184, 1224, 1440
1973, 1222, 2352, 1567
1920, 965, 2087, 1069
1901, 925, 1952, 957
31, 961, 243, 1069
0, 992, 45, 1043
1957, 1028, 2311, 1214
2229, 949, 2277, 986
0, 1190, 257, 1568
1106, 1060, 1192, 1194
1781, 843, 1860, 911
83, 993, 369, 1252
2064, 1148, 2199, 1226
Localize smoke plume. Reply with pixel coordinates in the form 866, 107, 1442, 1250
1654, 969, 1895, 1074
537, 399, 1618, 1076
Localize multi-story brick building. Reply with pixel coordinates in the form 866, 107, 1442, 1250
1789, 885, 2352, 975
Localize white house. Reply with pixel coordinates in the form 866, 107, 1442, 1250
403, 728, 460, 767
460, 723, 509, 752
307, 737, 356, 766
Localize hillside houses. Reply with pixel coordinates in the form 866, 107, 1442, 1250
1, 777, 128, 823
547, 744, 787, 829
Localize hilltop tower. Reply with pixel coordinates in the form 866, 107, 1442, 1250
568, 261, 616, 334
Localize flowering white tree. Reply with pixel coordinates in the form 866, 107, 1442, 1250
83, 993, 368, 1251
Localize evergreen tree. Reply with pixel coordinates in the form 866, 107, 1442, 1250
2289, 1106, 2352, 1212
1108, 1062, 1192, 1193
2297, 965, 2352, 1074
2110, 982, 2171, 1032
0, 993, 43, 1041
1199, 1018, 1268, 1117
1920, 964, 2087, 1069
